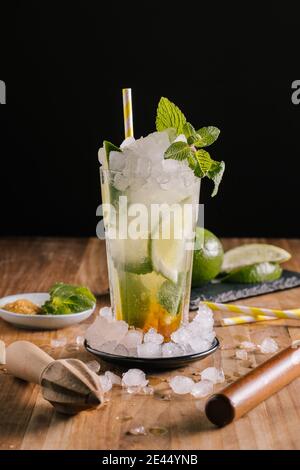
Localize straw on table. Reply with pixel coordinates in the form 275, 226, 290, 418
203, 300, 300, 320
221, 314, 274, 326
122, 88, 134, 138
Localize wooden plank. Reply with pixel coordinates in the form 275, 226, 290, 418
0, 238, 300, 450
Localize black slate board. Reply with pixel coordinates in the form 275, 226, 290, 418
190, 270, 300, 310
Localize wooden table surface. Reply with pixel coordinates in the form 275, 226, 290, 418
1, 237, 300, 450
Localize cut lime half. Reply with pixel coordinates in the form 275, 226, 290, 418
222, 262, 282, 283
151, 205, 186, 283
222, 244, 291, 273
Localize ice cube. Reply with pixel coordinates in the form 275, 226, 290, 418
144, 328, 164, 345
161, 342, 185, 358
127, 426, 147, 436
120, 136, 135, 149
170, 326, 190, 346
191, 380, 213, 398
98, 146, 105, 164
239, 341, 256, 351
99, 306, 113, 321
105, 371, 121, 386
121, 330, 143, 349
114, 344, 129, 356
188, 337, 211, 353
100, 341, 117, 353
86, 360, 101, 373
109, 151, 126, 171
236, 349, 248, 360
50, 338, 67, 348
137, 343, 162, 358
201, 367, 225, 384
85, 316, 128, 350
113, 173, 131, 191
169, 376, 195, 395
136, 157, 152, 178
122, 369, 148, 393
0, 340, 6, 365
99, 374, 112, 393
196, 303, 214, 319
75, 335, 84, 346
259, 338, 279, 354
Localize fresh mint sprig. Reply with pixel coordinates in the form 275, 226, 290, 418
156, 97, 225, 196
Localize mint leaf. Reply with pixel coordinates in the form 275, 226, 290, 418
104, 140, 121, 164
164, 142, 194, 161
156, 97, 187, 134
208, 160, 225, 197
194, 149, 214, 177
194, 126, 220, 147
183, 122, 200, 145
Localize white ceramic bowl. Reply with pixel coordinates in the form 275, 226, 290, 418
0, 292, 96, 330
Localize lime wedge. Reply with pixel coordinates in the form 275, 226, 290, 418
118, 271, 150, 328
222, 244, 291, 273
151, 206, 186, 283
222, 262, 282, 283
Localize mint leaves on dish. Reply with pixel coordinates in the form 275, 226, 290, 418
156, 97, 225, 196
42, 283, 96, 315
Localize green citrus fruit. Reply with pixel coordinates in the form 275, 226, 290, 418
192, 228, 224, 287
222, 262, 282, 283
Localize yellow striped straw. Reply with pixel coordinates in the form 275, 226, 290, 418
122, 88, 134, 138
221, 314, 274, 326
203, 301, 300, 321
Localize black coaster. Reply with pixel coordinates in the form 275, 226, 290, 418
190, 270, 300, 310
84, 338, 219, 370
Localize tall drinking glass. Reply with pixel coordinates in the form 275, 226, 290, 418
100, 168, 200, 339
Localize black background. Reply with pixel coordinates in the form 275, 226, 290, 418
1, 2, 300, 237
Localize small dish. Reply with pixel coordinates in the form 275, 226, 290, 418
0, 293, 95, 330
84, 337, 219, 370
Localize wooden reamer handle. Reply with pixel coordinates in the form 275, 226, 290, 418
205, 344, 300, 427
6, 340, 54, 384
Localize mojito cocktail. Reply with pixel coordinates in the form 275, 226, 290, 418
98, 96, 224, 339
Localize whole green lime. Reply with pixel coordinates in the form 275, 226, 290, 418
192, 228, 224, 287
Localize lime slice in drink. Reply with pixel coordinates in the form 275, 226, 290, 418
222, 244, 291, 273
118, 271, 151, 328
222, 262, 282, 283
110, 235, 152, 275
151, 206, 186, 283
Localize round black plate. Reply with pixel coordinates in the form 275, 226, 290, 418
84, 338, 220, 370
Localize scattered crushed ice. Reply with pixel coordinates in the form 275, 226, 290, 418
50, 338, 67, 348
122, 369, 149, 394
169, 376, 195, 394
121, 329, 143, 349
239, 341, 256, 351
75, 335, 84, 346
86, 360, 101, 374
144, 328, 164, 345
99, 374, 113, 393
114, 344, 129, 356
85, 314, 128, 350
127, 426, 147, 436
100, 341, 118, 354
191, 380, 213, 398
105, 371, 121, 386
259, 338, 279, 354
236, 349, 248, 360
201, 367, 225, 384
